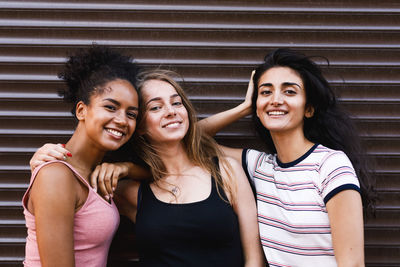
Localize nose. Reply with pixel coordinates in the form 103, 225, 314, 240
114, 110, 128, 126
271, 92, 283, 106
165, 104, 176, 116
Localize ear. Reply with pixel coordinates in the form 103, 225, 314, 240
75, 101, 87, 121
305, 105, 314, 118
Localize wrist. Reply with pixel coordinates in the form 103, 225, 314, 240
118, 162, 132, 177
237, 101, 252, 116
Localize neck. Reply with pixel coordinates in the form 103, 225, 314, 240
153, 141, 194, 175
270, 129, 314, 164
64, 124, 106, 180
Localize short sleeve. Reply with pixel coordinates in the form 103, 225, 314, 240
319, 151, 361, 204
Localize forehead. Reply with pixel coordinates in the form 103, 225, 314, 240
259, 66, 303, 86
141, 79, 178, 100
92, 79, 138, 103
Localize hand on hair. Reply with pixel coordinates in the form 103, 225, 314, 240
90, 162, 132, 200
29, 143, 71, 172
242, 70, 255, 114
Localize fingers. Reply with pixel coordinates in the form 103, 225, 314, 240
99, 164, 114, 199
245, 70, 255, 101
111, 170, 119, 194
90, 166, 100, 192
91, 163, 116, 201
90, 163, 128, 201
29, 143, 72, 172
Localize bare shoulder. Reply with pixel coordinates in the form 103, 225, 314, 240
220, 155, 244, 175
32, 162, 79, 197
28, 162, 81, 215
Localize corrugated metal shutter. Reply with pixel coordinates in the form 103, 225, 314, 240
0, 1, 398, 266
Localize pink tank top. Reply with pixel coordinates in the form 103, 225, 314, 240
22, 160, 120, 267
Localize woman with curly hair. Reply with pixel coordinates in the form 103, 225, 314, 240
22, 45, 141, 266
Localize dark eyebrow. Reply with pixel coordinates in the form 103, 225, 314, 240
258, 83, 272, 88
258, 82, 302, 89
103, 98, 138, 111
282, 82, 302, 89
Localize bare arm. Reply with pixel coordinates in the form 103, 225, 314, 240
29, 143, 151, 198
222, 157, 265, 266
198, 71, 254, 137
198, 71, 254, 162
90, 162, 150, 199
327, 190, 364, 267
29, 163, 79, 267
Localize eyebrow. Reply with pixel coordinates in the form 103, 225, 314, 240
145, 93, 180, 106
259, 82, 302, 89
103, 98, 138, 111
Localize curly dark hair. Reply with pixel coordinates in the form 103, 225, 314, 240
58, 45, 141, 116
252, 48, 376, 214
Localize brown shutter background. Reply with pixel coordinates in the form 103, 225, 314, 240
0, 0, 399, 266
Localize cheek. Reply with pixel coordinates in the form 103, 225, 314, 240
255, 97, 264, 118
141, 115, 158, 135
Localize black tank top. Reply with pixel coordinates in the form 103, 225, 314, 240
135, 159, 244, 267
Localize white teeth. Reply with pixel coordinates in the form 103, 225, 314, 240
106, 128, 123, 137
268, 111, 286, 116
165, 122, 180, 128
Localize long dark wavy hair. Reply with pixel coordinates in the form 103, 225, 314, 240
252, 48, 376, 213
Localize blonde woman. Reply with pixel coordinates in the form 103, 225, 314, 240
29, 70, 265, 266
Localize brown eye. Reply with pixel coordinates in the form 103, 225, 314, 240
127, 111, 137, 119
105, 105, 116, 111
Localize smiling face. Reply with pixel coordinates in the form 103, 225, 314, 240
78, 79, 139, 151
256, 66, 313, 138
138, 79, 189, 146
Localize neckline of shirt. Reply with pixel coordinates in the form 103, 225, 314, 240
275, 143, 319, 168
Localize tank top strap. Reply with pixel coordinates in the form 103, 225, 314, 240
23, 160, 91, 208
137, 181, 156, 208
52, 160, 91, 188
210, 157, 229, 202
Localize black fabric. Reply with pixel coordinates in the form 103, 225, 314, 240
323, 183, 361, 204
135, 159, 244, 267
241, 148, 257, 199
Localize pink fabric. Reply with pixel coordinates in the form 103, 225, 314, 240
22, 160, 120, 267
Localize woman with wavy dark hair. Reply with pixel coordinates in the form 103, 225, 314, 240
200, 48, 375, 266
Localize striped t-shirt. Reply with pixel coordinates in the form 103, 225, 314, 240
242, 144, 360, 267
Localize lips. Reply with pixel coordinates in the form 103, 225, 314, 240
105, 128, 125, 137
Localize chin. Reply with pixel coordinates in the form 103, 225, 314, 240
102, 141, 125, 151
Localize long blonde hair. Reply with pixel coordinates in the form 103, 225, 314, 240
134, 69, 236, 204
